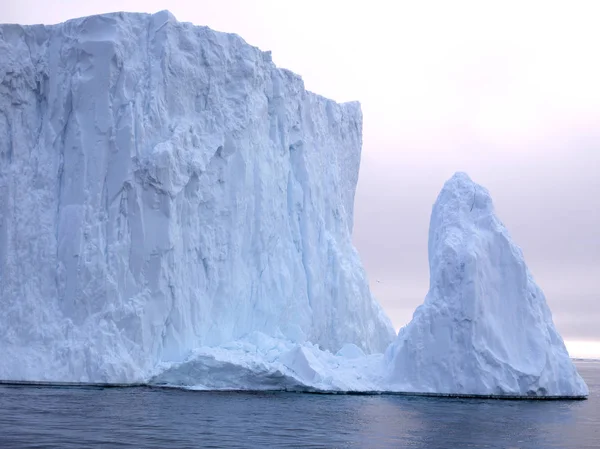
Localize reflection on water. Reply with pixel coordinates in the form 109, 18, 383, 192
0, 361, 598, 448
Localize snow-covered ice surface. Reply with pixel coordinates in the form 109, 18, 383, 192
0, 10, 395, 383
0, 11, 587, 398
150, 332, 387, 392
385, 173, 589, 398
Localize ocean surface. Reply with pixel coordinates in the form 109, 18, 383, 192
0, 360, 598, 448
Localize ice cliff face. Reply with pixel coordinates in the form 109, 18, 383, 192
386, 173, 589, 397
0, 11, 395, 382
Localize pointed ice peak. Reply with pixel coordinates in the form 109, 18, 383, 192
433, 171, 494, 221
387, 173, 589, 398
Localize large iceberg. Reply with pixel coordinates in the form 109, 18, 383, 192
0, 11, 395, 383
0, 11, 587, 398
385, 173, 589, 397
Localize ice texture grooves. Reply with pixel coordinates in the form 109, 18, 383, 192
0, 11, 395, 383
385, 173, 589, 397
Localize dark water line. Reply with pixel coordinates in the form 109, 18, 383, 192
0, 381, 588, 400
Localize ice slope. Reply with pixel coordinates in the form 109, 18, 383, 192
0, 11, 395, 383
385, 173, 589, 397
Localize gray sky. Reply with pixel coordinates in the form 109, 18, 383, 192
3, 0, 599, 356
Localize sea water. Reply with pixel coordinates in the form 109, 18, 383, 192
0, 361, 598, 448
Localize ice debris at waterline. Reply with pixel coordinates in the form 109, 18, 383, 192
385, 173, 589, 398
0, 12, 587, 398
0, 10, 395, 383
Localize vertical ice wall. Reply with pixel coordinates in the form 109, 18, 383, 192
0, 11, 395, 382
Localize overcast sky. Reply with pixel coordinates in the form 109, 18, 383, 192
3, 1, 599, 357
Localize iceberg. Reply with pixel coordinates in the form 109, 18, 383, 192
385, 173, 589, 398
0, 11, 587, 398
0, 11, 394, 383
